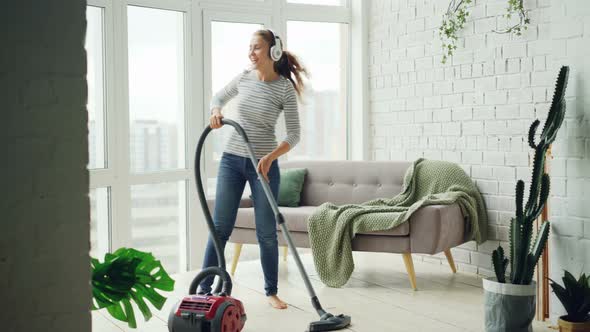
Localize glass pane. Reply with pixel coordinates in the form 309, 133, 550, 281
131, 181, 186, 274
288, 0, 346, 6
210, 21, 264, 162
86, 6, 106, 169
90, 187, 110, 259
287, 21, 348, 160
128, 6, 185, 173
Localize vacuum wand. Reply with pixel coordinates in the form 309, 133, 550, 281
219, 119, 351, 331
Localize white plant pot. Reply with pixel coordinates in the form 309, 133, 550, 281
483, 278, 537, 332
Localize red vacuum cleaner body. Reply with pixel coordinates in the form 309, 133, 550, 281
169, 294, 246, 332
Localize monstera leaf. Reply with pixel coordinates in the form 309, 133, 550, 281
91, 248, 175, 328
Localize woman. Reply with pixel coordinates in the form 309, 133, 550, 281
199, 29, 308, 309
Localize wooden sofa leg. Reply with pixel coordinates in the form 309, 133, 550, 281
444, 249, 457, 273
282, 246, 288, 262
402, 253, 418, 291
230, 243, 243, 276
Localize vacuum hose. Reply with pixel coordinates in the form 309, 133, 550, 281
188, 119, 250, 296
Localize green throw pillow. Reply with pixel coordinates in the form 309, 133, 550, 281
278, 168, 307, 207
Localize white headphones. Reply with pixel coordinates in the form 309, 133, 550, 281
267, 29, 283, 62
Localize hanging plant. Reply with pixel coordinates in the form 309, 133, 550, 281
439, 0, 531, 63
439, 0, 472, 64
495, 0, 531, 35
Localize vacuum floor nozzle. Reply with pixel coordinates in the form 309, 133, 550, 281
308, 313, 352, 332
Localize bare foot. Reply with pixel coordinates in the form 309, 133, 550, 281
268, 295, 288, 309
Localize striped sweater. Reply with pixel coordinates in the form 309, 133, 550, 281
210, 69, 301, 159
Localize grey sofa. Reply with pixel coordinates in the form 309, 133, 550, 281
207, 160, 471, 290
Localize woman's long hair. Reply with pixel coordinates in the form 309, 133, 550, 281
255, 29, 309, 97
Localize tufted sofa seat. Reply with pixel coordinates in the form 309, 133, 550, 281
207, 160, 471, 290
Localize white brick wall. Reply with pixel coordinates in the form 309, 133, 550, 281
0, 1, 91, 331
369, 1, 590, 322
548, 0, 590, 321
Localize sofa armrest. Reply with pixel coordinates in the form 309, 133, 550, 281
206, 196, 254, 213
409, 203, 467, 254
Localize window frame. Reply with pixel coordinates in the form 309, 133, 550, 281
87, 0, 116, 258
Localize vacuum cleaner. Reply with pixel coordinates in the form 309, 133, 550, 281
168, 119, 352, 332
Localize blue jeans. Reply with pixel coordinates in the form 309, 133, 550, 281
200, 152, 281, 296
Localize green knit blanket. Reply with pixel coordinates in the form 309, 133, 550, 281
307, 158, 488, 287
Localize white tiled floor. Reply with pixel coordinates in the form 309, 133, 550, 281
92, 251, 557, 332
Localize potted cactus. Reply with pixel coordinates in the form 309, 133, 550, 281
550, 271, 590, 332
483, 66, 569, 332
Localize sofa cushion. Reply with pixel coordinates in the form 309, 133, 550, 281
235, 206, 315, 232
280, 160, 411, 206
235, 205, 410, 236
278, 168, 307, 207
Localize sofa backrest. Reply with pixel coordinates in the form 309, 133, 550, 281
281, 160, 412, 206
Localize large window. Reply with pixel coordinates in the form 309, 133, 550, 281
287, 21, 349, 160
86, 2, 191, 275
203, 11, 350, 194
126, 6, 188, 274
128, 6, 185, 173
86, 0, 353, 276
